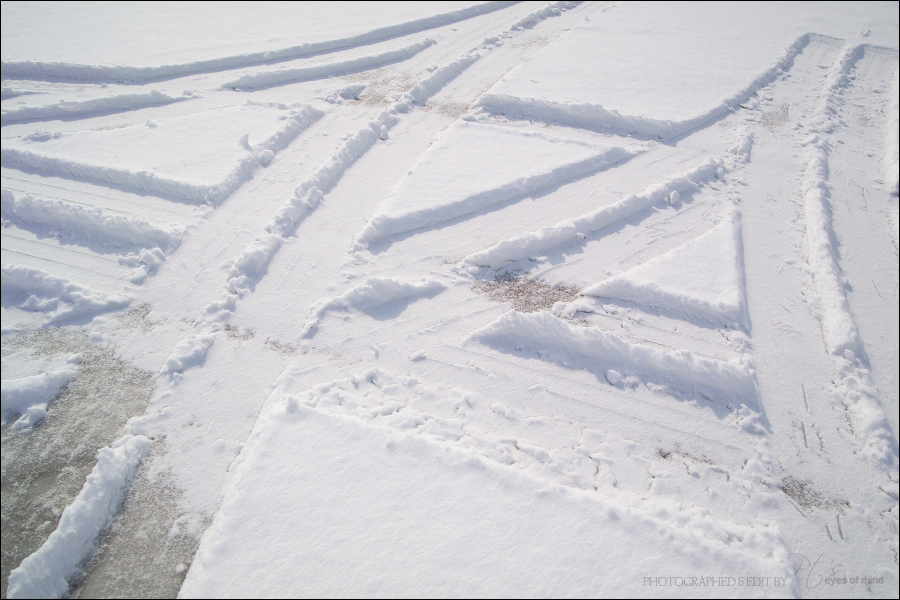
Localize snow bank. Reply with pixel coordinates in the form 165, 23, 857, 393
469, 311, 758, 402
477, 8, 825, 140
0, 90, 184, 124
359, 122, 639, 243
1, 104, 323, 206
161, 334, 216, 375
223, 38, 435, 90
6, 435, 150, 599
462, 157, 723, 269
302, 277, 444, 336
1, 355, 80, 430
0, 2, 512, 82
1, 264, 129, 324
1, 188, 181, 251
583, 209, 747, 329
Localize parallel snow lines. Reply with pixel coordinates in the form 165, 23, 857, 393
800, 43, 899, 483
0, 104, 323, 206
224, 51, 481, 299
0, 90, 187, 124
458, 148, 745, 271
0, 1, 516, 83
357, 121, 642, 244
223, 38, 436, 90
475, 33, 835, 140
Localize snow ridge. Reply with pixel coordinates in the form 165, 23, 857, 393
0, 90, 186, 124
1, 264, 129, 324
0, 104, 323, 205
5, 435, 150, 599
223, 38, 436, 90
476, 33, 826, 140
461, 156, 725, 270
0, 1, 514, 83
801, 44, 898, 481
1, 188, 182, 251
226, 51, 480, 296
583, 209, 748, 329
468, 310, 759, 403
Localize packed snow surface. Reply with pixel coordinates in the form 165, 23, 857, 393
1, 1, 898, 599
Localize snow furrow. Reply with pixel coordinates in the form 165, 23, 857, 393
225, 51, 480, 296
468, 310, 759, 403
801, 43, 899, 481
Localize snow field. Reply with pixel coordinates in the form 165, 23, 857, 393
2, 1, 898, 598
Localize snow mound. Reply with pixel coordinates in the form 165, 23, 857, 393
302, 277, 445, 336
1, 188, 181, 251
1, 353, 81, 429
162, 334, 216, 375
468, 310, 758, 402
360, 122, 639, 242
6, 435, 150, 599
1, 264, 129, 324
583, 209, 747, 329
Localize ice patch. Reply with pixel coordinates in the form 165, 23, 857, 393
0, 90, 185, 124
